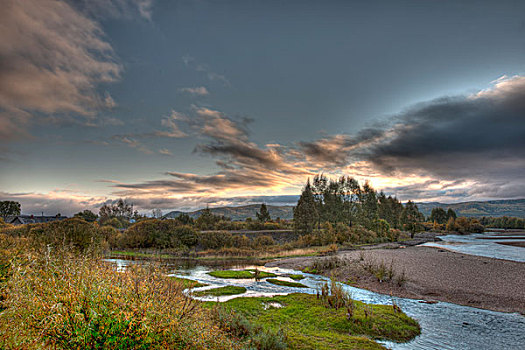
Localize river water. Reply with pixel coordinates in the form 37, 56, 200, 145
106, 256, 525, 350
422, 231, 525, 262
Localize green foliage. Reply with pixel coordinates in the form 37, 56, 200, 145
219, 293, 420, 349
29, 218, 102, 253
209, 270, 255, 279
99, 199, 135, 226
401, 201, 424, 238
294, 175, 424, 243
208, 270, 277, 279
256, 203, 272, 222
287, 274, 305, 281
103, 217, 127, 229
74, 209, 98, 222
480, 216, 525, 229
266, 279, 308, 288
294, 180, 318, 234
196, 208, 230, 230
193, 286, 247, 297
210, 305, 288, 350
169, 276, 208, 288
121, 220, 198, 249
450, 217, 485, 234
429, 207, 448, 225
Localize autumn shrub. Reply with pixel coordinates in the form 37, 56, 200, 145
198, 231, 234, 250
28, 218, 102, 254
252, 235, 275, 248
0, 249, 239, 350
122, 219, 198, 249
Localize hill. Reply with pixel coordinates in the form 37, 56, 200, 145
163, 199, 525, 221
416, 199, 525, 218
163, 204, 295, 221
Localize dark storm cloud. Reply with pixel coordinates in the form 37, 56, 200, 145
364, 76, 525, 180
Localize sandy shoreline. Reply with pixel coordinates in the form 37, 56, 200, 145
267, 244, 525, 314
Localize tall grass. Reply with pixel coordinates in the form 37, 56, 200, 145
0, 246, 240, 349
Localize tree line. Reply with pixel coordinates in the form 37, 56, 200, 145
293, 175, 425, 239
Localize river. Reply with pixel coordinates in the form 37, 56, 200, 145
422, 231, 525, 262
105, 255, 525, 350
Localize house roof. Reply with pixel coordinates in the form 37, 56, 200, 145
7, 215, 68, 225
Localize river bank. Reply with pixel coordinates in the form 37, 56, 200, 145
267, 244, 525, 314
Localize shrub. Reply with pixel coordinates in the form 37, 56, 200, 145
198, 231, 234, 250
122, 219, 198, 249
253, 235, 275, 247
29, 218, 102, 253
0, 250, 239, 350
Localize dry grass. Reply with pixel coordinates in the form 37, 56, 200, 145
0, 244, 240, 349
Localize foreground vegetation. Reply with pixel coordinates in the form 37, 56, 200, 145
0, 217, 421, 349
210, 290, 420, 349
0, 239, 239, 349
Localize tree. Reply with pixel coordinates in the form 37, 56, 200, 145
152, 208, 163, 218
358, 181, 379, 231
446, 217, 455, 231
447, 208, 457, 220
256, 203, 271, 222
74, 210, 98, 222
196, 207, 223, 230
401, 201, 424, 238
99, 199, 133, 220
294, 180, 318, 234
429, 207, 447, 225
0, 201, 21, 219
99, 199, 134, 226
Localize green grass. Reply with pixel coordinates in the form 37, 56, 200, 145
208, 270, 254, 279
287, 274, 305, 280
215, 293, 421, 350
169, 276, 207, 288
208, 270, 277, 279
245, 269, 278, 278
266, 279, 308, 288
193, 286, 247, 297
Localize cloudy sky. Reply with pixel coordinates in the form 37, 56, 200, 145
1, 0, 525, 215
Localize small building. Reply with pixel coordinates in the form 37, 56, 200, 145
7, 214, 68, 226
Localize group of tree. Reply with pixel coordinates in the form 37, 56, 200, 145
293, 175, 425, 239
479, 216, 525, 229
445, 216, 484, 234
428, 207, 457, 225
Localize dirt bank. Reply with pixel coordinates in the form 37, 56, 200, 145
267, 245, 525, 314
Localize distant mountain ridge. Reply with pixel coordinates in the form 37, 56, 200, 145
163, 199, 525, 221
163, 204, 295, 221
415, 199, 525, 218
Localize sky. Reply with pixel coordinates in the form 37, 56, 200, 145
1, 0, 525, 216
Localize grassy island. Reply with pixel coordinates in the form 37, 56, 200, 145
193, 286, 247, 297
215, 293, 420, 349
266, 278, 308, 288
169, 276, 208, 288
208, 269, 277, 279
